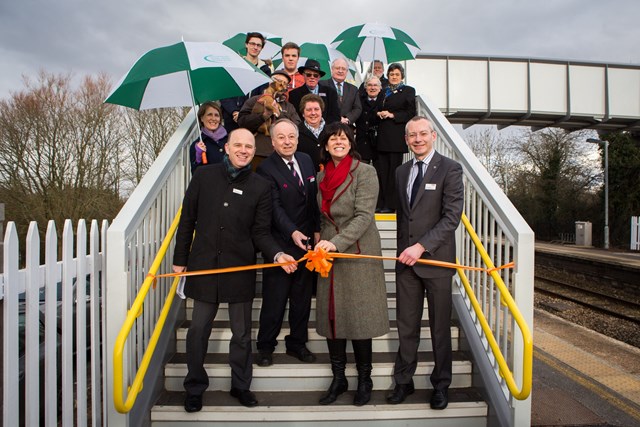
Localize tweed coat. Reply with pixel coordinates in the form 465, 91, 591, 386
395, 152, 464, 278
315, 159, 389, 339
173, 163, 281, 303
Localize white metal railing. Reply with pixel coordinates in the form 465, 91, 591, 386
417, 94, 535, 426
104, 112, 196, 425
1, 219, 107, 426
632, 216, 640, 250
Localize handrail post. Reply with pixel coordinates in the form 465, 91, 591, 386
105, 226, 130, 426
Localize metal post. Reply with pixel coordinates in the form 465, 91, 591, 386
604, 139, 609, 249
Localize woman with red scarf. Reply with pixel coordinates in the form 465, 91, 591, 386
314, 122, 389, 406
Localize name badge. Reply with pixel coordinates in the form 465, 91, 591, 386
233, 188, 243, 195
425, 183, 437, 190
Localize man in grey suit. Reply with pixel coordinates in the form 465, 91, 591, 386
320, 58, 362, 127
387, 116, 464, 410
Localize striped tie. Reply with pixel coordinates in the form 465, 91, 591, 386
288, 161, 303, 187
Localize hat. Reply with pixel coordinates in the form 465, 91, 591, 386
297, 59, 326, 77
271, 69, 291, 83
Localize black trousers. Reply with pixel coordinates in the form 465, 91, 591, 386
257, 265, 313, 352
374, 151, 404, 210
184, 299, 253, 395
393, 267, 453, 391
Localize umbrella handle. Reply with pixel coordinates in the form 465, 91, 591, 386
202, 151, 208, 165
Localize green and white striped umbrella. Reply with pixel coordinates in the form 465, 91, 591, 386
272, 42, 361, 84
331, 23, 420, 63
105, 41, 271, 110
223, 31, 283, 58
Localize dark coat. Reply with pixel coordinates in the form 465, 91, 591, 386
376, 85, 416, 153
395, 152, 464, 278
288, 85, 341, 125
297, 123, 325, 172
237, 95, 300, 158
256, 151, 320, 258
173, 163, 281, 303
355, 93, 384, 162
320, 79, 362, 124
315, 160, 389, 339
220, 62, 272, 133
189, 132, 228, 173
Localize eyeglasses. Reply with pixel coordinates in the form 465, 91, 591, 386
304, 72, 320, 78
247, 42, 263, 48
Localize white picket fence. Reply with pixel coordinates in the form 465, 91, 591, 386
1, 219, 107, 426
632, 216, 640, 250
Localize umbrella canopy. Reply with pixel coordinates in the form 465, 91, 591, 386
331, 23, 420, 63
273, 42, 361, 84
105, 41, 270, 110
222, 31, 282, 58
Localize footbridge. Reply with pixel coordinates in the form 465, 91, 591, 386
406, 54, 640, 132
11, 52, 640, 427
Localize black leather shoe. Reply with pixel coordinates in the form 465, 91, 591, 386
230, 388, 258, 407
430, 389, 448, 410
256, 351, 273, 367
184, 394, 202, 412
386, 382, 415, 404
286, 347, 316, 363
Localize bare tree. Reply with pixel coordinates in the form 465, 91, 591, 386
507, 128, 600, 240
465, 127, 517, 193
0, 71, 186, 248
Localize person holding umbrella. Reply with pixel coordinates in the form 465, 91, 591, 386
374, 63, 416, 213
190, 102, 228, 173
173, 128, 298, 412
221, 32, 274, 133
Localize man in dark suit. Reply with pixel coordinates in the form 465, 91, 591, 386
288, 59, 341, 125
255, 119, 321, 366
173, 128, 297, 412
320, 58, 362, 127
387, 116, 464, 410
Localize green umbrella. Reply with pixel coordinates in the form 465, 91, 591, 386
105, 41, 271, 110
331, 23, 420, 63
272, 42, 361, 83
222, 31, 283, 58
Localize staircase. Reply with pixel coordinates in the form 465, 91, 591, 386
149, 217, 488, 426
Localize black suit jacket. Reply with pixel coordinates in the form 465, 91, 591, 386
395, 152, 464, 278
173, 164, 280, 303
256, 152, 320, 258
288, 84, 341, 124
376, 85, 416, 153
320, 79, 362, 124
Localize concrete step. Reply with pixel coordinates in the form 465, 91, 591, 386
185, 292, 414, 322
150, 389, 487, 427
174, 320, 459, 354
163, 352, 472, 392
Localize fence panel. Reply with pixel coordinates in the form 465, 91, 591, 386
0, 219, 107, 426
632, 216, 640, 250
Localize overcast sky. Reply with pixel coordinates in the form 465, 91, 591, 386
1, 0, 638, 101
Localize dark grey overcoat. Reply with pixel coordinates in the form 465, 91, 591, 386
315, 160, 389, 339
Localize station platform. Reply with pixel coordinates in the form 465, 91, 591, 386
532, 242, 640, 426
536, 241, 640, 269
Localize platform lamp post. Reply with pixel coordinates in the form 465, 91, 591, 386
586, 138, 609, 249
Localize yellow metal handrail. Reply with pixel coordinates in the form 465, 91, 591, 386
457, 212, 533, 400
113, 208, 182, 413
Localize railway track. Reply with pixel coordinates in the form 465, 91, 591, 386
534, 276, 640, 325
